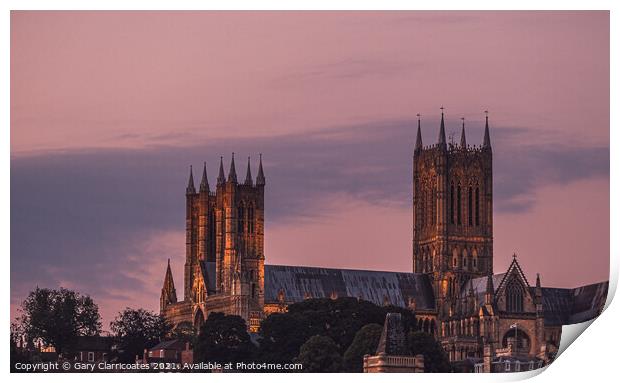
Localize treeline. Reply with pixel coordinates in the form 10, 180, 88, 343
11, 287, 451, 372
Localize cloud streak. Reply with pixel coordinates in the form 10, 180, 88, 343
10, 118, 608, 324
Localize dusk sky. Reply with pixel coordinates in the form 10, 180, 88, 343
10, 11, 609, 327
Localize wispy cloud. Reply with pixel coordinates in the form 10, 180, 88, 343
11, 118, 609, 324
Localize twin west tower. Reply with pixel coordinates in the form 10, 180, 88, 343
161, 154, 266, 330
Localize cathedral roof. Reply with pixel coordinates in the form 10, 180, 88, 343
460, 273, 506, 302
538, 281, 608, 326
262, 264, 435, 310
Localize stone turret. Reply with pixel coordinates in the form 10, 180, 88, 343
256, 154, 266, 186
217, 156, 226, 185
244, 157, 253, 186
460, 118, 467, 148
160, 259, 177, 311
228, 153, 237, 183
186, 166, 196, 195
199, 162, 209, 193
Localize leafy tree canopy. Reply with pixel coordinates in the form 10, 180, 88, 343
110, 307, 171, 363
258, 297, 417, 364
343, 323, 383, 372
408, 331, 452, 373
16, 287, 101, 355
193, 312, 256, 365
294, 335, 342, 373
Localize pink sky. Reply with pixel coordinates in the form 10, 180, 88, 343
11, 11, 609, 326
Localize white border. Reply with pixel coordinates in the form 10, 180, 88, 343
2, 1, 617, 382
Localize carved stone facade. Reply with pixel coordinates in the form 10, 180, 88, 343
159, 112, 607, 370
160, 154, 266, 332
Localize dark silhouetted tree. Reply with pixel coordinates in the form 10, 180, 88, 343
294, 335, 342, 372
110, 308, 171, 362
193, 312, 256, 366
343, 323, 383, 372
17, 287, 101, 355
258, 297, 417, 364
171, 321, 196, 344
408, 331, 451, 372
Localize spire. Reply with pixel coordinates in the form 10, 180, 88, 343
256, 153, 265, 186
536, 273, 541, 289
199, 162, 209, 193
485, 272, 494, 305
460, 117, 467, 148
244, 156, 253, 185
186, 166, 196, 195
217, 156, 226, 185
438, 106, 446, 145
483, 110, 491, 148
228, 153, 237, 183
486, 273, 494, 294
415, 113, 423, 151
161, 259, 177, 308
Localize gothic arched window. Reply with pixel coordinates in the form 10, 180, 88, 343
506, 279, 524, 312
450, 184, 455, 224
468, 187, 473, 226
238, 206, 245, 232
248, 205, 255, 233
420, 190, 426, 227
475, 187, 480, 226
457, 185, 462, 225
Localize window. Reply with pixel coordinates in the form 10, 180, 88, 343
102, 353, 107, 361
506, 279, 524, 312
248, 206, 255, 233
160, 350, 165, 358
88, 352, 95, 362
505, 361, 511, 372
468, 187, 473, 226
529, 361, 535, 370
457, 185, 462, 224
238, 206, 244, 232
515, 361, 520, 372
420, 191, 426, 227
475, 187, 480, 226
450, 184, 455, 224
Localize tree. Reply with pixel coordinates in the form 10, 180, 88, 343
294, 335, 342, 373
258, 297, 417, 364
110, 308, 171, 362
408, 331, 451, 372
17, 287, 101, 355
193, 312, 256, 366
343, 323, 383, 372
10, 322, 29, 372
171, 321, 197, 344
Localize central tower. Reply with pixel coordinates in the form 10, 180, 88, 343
412, 110, 493, 312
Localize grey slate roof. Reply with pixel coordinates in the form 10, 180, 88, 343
461, 273, 506, 302
201, 261, 606, 326
263, 264, 435, 310
539, 281, 608, 326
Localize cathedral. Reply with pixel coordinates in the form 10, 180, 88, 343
160, 111, 607, 366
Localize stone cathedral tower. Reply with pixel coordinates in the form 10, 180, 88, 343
412, 110, 493, 314
161, 153, 265, 330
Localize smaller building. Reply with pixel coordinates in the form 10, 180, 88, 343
73, 336, 112, 363
363, 313, 424, 373
474, 341, 545, 373
142, 339, 192, 364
